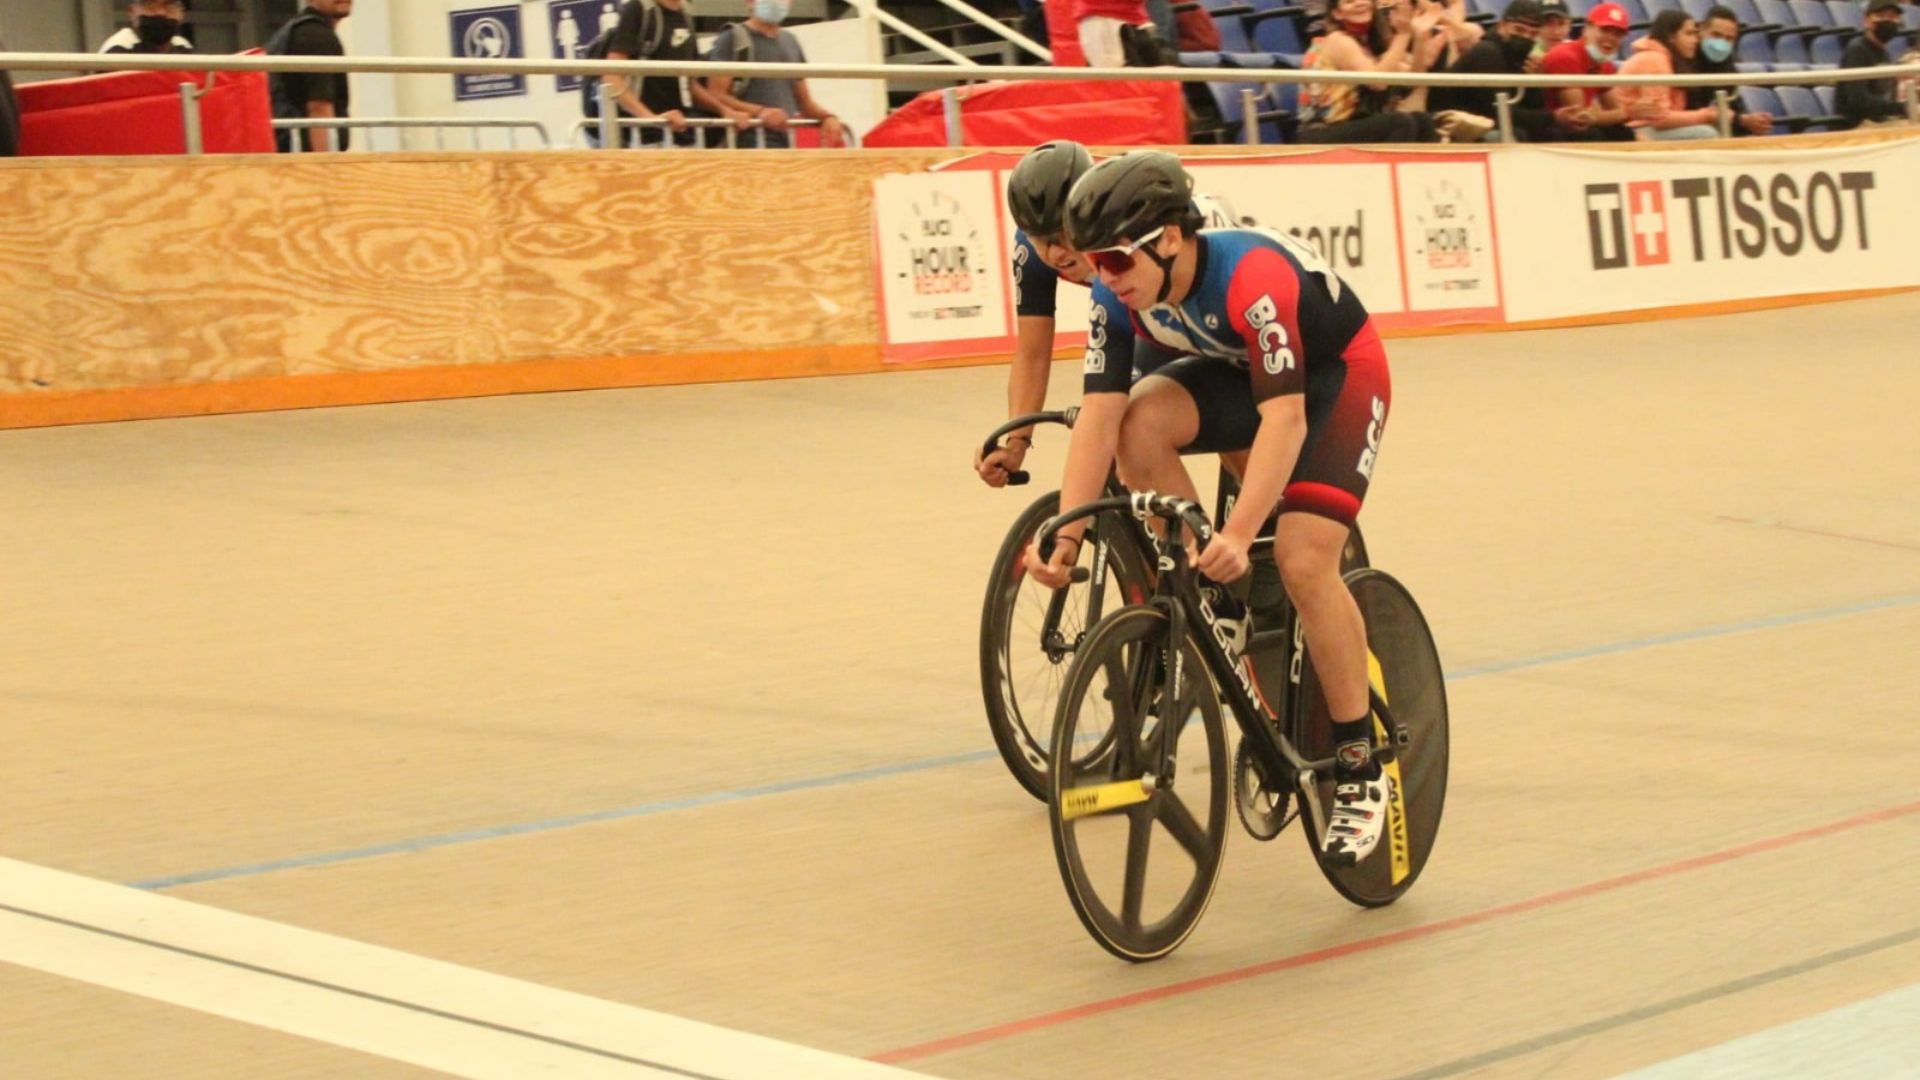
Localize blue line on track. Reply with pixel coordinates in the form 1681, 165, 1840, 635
133, 590, 1920, 892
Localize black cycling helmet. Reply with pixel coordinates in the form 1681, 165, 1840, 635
1006, 141, 1094, 238
1062, 150, 1195, 254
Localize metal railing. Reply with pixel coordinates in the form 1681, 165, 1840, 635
3, 49, 1916, 153
568, 114, 860, 149
277, 117, 553, 153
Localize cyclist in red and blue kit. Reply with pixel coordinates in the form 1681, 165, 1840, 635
1025, 150, 1396, 866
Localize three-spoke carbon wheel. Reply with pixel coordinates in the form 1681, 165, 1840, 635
981, 492, 1151, 802
1048, 606, 1230, 962
1296, 568, 1449, 907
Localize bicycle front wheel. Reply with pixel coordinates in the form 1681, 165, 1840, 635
1048, 606, 1229, 962
980, 492, 1151, 802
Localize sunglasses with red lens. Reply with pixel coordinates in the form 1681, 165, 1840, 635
1086, 226, 1167, 277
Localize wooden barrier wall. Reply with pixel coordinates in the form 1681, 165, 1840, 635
1, 131, 1913, 428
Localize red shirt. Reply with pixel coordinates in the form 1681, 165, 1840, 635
1540, 39, 1617, 106
1077, 0, 1150, 23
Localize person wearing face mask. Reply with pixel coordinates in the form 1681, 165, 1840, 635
1615, 10, 1720, 139
596, 0, 744, 147
1529, 0, 1571, 61
702, 0, 846, 148
1538, 2, 1642, 140
1685, 6, 1773, 136
1427, 0, 1560, 140
100, 0, 196, 55
1837, 0, 1914, 128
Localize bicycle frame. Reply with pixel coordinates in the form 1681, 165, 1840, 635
1040, 493, 1404, 847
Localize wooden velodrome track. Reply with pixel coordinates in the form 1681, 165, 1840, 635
3, 294, 1918, 1079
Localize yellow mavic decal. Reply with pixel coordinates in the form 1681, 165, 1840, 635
1368, 650, 1412, 885
1058, 779, 1152, 821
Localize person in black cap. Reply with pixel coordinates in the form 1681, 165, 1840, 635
1429, 0, 1560, 138
1837, 0, 1912, 128
1530, 0, 1571, 62
1685, 5, 1773, 135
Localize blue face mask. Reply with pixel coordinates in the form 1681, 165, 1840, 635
1700, 36, 1732, 62
753, 0, 790, 23
1586, 41, 1616, 63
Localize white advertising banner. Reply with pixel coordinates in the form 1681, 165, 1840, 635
1491, 140, 1920, 322
872, 171, 1013, 362
873, 149, 1506, 363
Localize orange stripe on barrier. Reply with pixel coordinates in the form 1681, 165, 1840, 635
3, 287, 1913, 431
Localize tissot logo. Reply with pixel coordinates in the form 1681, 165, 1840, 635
1585, 171, 1876, 271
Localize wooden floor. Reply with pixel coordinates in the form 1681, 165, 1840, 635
3, 294, 1918, 1079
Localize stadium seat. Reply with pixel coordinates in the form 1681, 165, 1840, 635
1906, 7, 1920, 32
1812, 84, 1836, 112
1738, 31, 1775, 60
1735, 60, 1768, 71
1204, 81, 1295, 143
1215, 11, 1255, 52
1823, 0, 1861, 29
1643, 0, 1680, 17
1771, 59, 1808, 70
1250, 11, 1308, 54
1775, 83, 1842, 131
1614, 0, 1653, 25
1680, 0, 1715, 21
1808, 32, 1844, 64
1771, 32, 1809, 63
1727, 0, 1782, 35
1737, 84, 1784, 117
1753, 0, 1816, 37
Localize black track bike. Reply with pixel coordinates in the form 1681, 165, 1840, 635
1035, 492, 1447, 962
976, 413, 1368, 803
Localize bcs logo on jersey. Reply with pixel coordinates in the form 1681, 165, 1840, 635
1084, 303, 1108, 375
1241, 294, 1295, 376
1584, 170, 1876, 271
1356, 396, 1385, 481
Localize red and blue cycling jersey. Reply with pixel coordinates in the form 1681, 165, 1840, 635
1082, 227, 1377, 402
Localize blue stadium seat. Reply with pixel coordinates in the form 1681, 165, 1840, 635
1771, 60, 1808, 70
1738, 31, 1775, 60
1771, 32, 1809, 62
1738, 85, 1784, 116
1215, 11, 1255, 52
1808, 32, 1844, 63
1775, 84, 1839, 131
1728, 0, 1782, 34
1680, 0, 1715, 21
1615, 0, 1653, 25
1906, 7, 1920, 32
1250, 11, 1308, 53
1823, 0, 1861, 28
1753, 0, 1814, 37
1887, 34, 1910, 53
1734, 60, 1769, 71
1812, 84, 1836, 112
1643, 0, 1680, 16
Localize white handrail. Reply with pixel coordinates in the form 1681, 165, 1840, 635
5, 49, 1917, 90
848, 0, 980, 67
274, 117, 554, 152
900, 0, 1052, 63
568, 115, 861, 149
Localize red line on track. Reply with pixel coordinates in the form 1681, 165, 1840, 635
870, 798, 1920, 1065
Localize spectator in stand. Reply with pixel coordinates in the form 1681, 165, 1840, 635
1530, 0, 1571, 65
1076, 0, 1151, 66
599, 0, 742, 146
1615, 10, 1720, 138
1688, 5, 1773, 135
1297, 0, 1450, 142
101, 0, 195, 55
1429, 0, 1561, 139
1837, 0, 1914, 128
1539, 2, 1644, 140
266, 0, 352, 153
703, 1, 846, 148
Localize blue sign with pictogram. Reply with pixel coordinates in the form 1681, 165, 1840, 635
550, 0, 614, 93
451, 5, 527, 101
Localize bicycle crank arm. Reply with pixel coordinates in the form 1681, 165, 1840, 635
1296, 768, 1328, 848
1058, 777, 1155, 821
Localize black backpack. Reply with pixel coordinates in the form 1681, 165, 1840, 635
579, 0, 670, 118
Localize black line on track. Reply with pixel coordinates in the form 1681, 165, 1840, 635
1387, 923, 1920, 1080
0, 901, 729, 1080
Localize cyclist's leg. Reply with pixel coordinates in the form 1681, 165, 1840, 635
1273, 327, 1393, 863
1116, 356, 1261, 502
